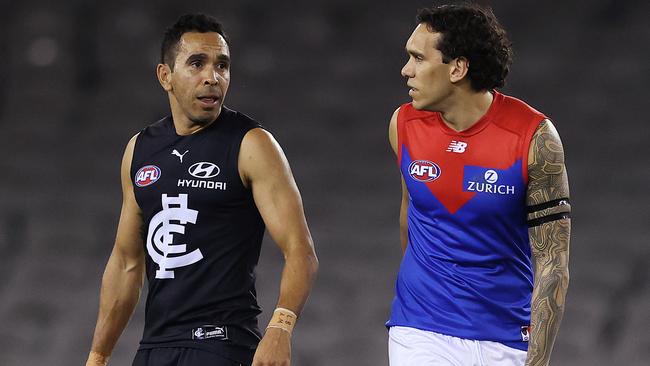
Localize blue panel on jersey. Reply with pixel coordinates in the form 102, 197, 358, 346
388, 148, 533, 351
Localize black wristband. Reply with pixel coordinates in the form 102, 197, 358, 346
527, 212, 571, 227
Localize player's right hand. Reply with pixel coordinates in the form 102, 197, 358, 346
252, 327, 291, 366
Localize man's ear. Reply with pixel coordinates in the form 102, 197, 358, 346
449, 57, 469, 84
156, 63, 173, 91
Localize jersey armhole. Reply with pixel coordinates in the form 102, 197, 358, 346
237, 125, 267, 191
129, 132, 145, 210
396, 105, 409, 166
130, 132, 144, 181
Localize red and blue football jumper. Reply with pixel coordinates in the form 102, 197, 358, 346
387, 91, 546, 350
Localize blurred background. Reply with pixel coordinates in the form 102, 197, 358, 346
0, 0, 648, 365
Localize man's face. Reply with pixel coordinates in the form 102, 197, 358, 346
165, 32, 230, 125
401, 24, 452, 111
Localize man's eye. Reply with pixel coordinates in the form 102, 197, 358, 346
190, 61, 202, 68
217, 63, 229, 70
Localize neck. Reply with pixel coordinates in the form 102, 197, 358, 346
439, 89, 494, 132
169, 98, 221, 136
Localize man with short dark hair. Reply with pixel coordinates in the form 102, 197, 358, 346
86, 13, 318, 366
386, 4, 570, 366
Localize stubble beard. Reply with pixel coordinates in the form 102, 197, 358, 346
190, 112, 218, 126
189, 101, 223, 127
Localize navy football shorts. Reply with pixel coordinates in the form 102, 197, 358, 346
132, 347, 246, 366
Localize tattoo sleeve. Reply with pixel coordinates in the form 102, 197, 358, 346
525, 120, 571, 366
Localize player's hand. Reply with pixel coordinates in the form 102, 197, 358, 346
251, 327, 291, 366
85, 351, 109, 366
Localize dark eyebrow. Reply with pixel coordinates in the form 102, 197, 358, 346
186, 53, 208, 64
217, 54, 230, 63
406, 48, 424, 59
185, 53, 231, 64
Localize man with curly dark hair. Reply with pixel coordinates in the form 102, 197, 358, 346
386, 4, 570, 366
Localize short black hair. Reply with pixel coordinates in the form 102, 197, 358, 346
416, 3, 513, 91
160, 13, 229, 69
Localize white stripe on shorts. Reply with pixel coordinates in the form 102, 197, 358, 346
388, 326, 527, 366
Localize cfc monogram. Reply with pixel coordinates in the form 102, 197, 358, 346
146, 194, 203, 279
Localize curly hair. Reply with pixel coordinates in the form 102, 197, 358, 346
416, 4, 513, 91
160, 13, 229, 69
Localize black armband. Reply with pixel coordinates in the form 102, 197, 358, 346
526, 198, 571, 214
527, 212, 571, 227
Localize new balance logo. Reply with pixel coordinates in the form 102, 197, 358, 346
172, 149, 189, 163
446, 141, 468, 153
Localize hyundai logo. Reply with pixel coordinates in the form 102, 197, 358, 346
188, 162, 220, 179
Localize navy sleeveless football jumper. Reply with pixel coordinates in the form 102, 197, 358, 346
131, 106, 265, 364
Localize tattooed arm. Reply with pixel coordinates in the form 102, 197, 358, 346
525, 120, 571, 366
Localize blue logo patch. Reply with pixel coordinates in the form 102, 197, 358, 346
464, 166, 516, 195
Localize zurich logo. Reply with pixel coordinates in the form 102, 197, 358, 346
408, 160, 441, 182
484, 169, 498, 183
188, 162, 220, 179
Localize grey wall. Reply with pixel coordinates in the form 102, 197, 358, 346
0, 0, 648, 365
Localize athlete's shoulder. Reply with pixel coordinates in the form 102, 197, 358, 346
499, 92, 545, 115
495, 92, 546, 123
492, 91, 547, 134
139, 116, 173, 137
221, 106, 264, 131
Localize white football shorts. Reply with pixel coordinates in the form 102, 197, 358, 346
389, 326, 527, 366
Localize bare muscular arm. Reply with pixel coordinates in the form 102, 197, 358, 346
86, 135, 145, 366
239, 128, 318, 366
525, 120, 571, 366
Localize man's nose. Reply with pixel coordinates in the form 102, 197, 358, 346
203, 67, 219, 85
401, 60, 414, 78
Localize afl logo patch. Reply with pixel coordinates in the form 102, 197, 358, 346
408, 160, 441, 182
135, 165, 161, 187
188, 162, 220, 179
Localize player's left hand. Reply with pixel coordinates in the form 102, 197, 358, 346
252, 327, 291, 366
